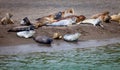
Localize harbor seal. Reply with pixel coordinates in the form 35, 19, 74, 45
63, 33, 81, 42
8, 25, 35, 32
33, 36, 53, 44
53, 33, 62, 39
17, 30, 35, 38
20, 17, 32, 26
1, 13, 14, 25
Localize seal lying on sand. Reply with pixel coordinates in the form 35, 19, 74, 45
1, 13, 14, 25
63, 33, 81, 42
46, 17, 77, 26
54, 8, 75, 20
8, 25, 35, 32
20, 17, 32, 26
58, 15, 86, 24
34, 15, 57, 28
91, 11, 111, 23
81, 16, 104, 28
17, 30, 35, 38
33, 36, 53, 44
34, 8, 75, 28
53, 33, 62, 39
111, 13, 120, 24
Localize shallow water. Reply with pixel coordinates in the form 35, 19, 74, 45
0, 43, 120, 70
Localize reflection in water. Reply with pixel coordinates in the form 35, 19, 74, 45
0, 43, 120, 70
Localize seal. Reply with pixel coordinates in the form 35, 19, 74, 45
81, 17, 104, 28
63, 33, 81, 42
20, 17, 32, 26
62, 8, 74, 18
57, 15, 86, 24
17, 30, 35, 38
1, 13, 14, 25
111, 13, 120, 24
46, 17, 77, 26
53, 8, 75, 20
34, 15, 57, 28
91, 11, 111, 23
33, 36, 53, 44
53, 33, 62, 39
8, 25, 35, 32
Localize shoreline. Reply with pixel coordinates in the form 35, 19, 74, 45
0, 37, 120, 55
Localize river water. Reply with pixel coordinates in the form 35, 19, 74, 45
0, 38, 120, 70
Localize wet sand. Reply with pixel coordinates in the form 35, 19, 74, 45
0, 0, 120, 54
0, 38, 120, 55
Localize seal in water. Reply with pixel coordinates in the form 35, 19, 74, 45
33, 36, 53, 44
63, 33, 81, 42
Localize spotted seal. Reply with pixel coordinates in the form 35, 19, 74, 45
33, 36, 53, 44
63, 33, 81, 42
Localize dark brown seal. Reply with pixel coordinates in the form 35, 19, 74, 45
33, 36, 53, 44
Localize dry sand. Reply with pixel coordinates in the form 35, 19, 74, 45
0, 0, 120, 46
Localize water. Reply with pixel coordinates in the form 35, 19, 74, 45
0, 43, 120, 70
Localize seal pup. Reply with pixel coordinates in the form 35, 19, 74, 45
1, 13, 14, 25
111, 13, 120, 24
46, 17, 77, 26
63, 33, 81, 42
33, 36, 53, 44
8, 25, 35, 32
20, 17, 32, 26
17, 30, 35, 38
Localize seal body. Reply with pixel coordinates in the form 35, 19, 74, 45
17, 30, 35, 38
34, 15, 57, 28
8, 25, 35, 32
33, 36, 53, 44
46, 17, 76, 26
1, 13, 14, 25
91, 11, 111, 23
81, 17, 104, 27
63, 33, 81, 42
